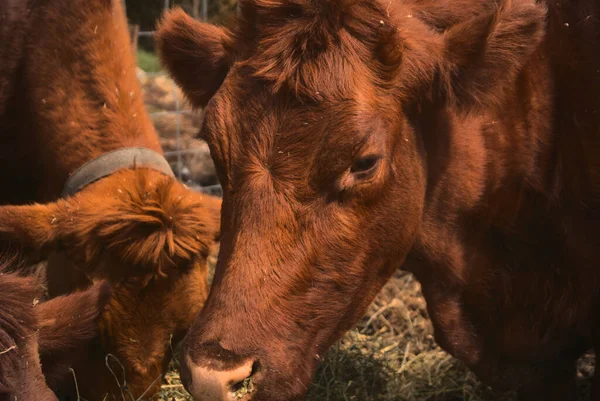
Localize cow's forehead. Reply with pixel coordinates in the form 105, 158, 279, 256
204, 84, 391, 201
208, 79, 375, 158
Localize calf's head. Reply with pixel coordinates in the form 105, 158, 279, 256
0, 273, 110, 401
156, 0, 546, 400
0, 169, 221, 399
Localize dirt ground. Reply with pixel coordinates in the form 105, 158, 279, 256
139, 71, 596, 401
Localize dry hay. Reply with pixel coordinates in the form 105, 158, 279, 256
302, 272, 512, 401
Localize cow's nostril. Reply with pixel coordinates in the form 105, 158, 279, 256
230, 376, 255, 398
249, 360, 260, 377
230, 361, 260, 398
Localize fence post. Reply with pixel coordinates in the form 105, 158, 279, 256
193, 0, 201, 19
128, 24, 139, 56
160, 0, 184, 181
124, 0, 222, 195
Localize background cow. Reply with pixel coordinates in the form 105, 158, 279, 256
156, 0, 600, 400
0, 270, 110, 401
0, 0, 220, 398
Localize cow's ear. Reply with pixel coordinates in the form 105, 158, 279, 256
38, 280, 112, 387
0, 202, 65, 265
439, 0, 546, 112
155, 8, 235, 108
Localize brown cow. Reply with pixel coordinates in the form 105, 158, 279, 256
156, 0, 600, 400
0, 0, 220, 399
0, 271, 110, 401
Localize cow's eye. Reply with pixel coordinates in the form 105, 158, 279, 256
351, 155, 381, 174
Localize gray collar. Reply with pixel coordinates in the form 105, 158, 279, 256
61, 147, 175, 197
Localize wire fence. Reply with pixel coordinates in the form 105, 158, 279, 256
125, 0, 223, 197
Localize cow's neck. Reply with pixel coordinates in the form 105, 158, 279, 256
406, 46, 555, 282
0, 0, 162, 203
400, 48, 557, 372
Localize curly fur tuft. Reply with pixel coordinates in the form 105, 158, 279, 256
0, 168, 221, 283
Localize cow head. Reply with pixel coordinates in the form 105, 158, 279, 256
0, 168, 220, 399
0, 273, 110, 401
156, 1, 546, 400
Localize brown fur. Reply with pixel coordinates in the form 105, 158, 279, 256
0, 270, 109, 401
0, 0, 221, 398
0, 169, 219, 281
0, 273, 47, 400
157, 0, 600, 400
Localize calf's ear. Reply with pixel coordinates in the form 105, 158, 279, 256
36, 280, 111, 353
0, 202, 65, 266
440, 0, 547, 112
155, 8, 235, 108
37, 280, 112, 387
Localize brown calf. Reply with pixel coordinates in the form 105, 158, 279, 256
0, 271, 110, 401
0, 0, 220, 398
156, 0, 600, 400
